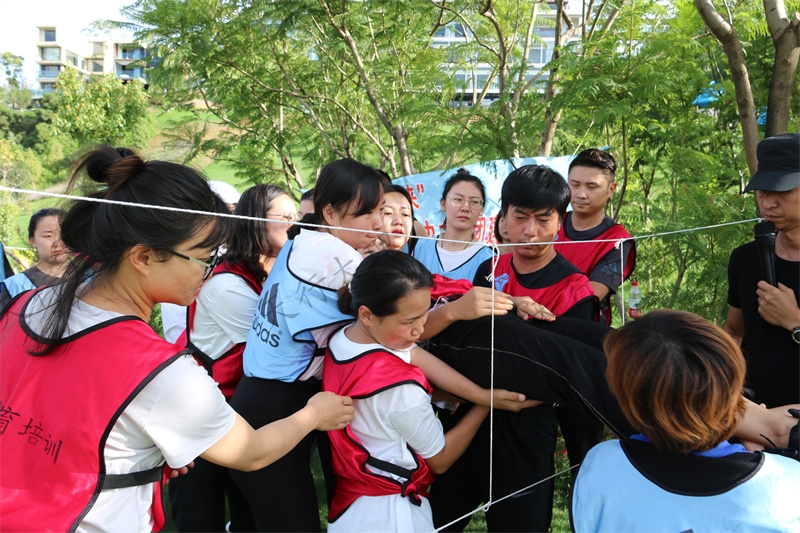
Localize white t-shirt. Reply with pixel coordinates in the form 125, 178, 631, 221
327, 326, 445, 533
159, 302, 187, 344
191, 272, 259, 358
437, 242, 486, 272
25, 289, 236, 533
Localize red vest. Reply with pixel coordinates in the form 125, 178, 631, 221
178, 261, 260, 401
322, 347, 436, 522
555, 220, 634, 279
493, 253, 596, 317
0, 291, 184, 532
555, 221, 634, 324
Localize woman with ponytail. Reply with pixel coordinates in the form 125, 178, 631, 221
0, 146, 353, 532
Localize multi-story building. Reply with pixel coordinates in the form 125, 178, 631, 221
35, 26, 149, 93
432, 2, 582, 104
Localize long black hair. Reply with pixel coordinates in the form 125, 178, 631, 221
288, 158, 389, 239
337, 250, 433, 317
34, 145, 230, 355
226, 184, 288, 285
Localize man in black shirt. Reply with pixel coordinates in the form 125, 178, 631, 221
724, 133, 800, 408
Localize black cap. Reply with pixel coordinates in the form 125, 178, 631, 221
744, 133, 800, 192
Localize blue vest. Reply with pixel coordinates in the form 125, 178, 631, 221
0, 271, 36, 299
242, 240, 353, 382
412, 237, 493, 282
572, 440, 800, 533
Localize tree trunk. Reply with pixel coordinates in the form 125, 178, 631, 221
764, 0, 800, 137
694, 0, 760, 176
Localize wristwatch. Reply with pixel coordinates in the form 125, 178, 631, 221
792, 326, 800, 345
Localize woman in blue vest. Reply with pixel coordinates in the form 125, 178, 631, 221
0, 207, 69, 311
572, 310, 800, 532
229, 158, 535, 532
0, 146, 354, 532
413, 169, 493, 282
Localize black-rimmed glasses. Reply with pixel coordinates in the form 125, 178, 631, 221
168, 249, 220, 280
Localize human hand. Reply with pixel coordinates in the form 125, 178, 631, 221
756, 281, 800, 331
450, 286, 514, 321
168, 461, 195, 478
357, 239, 387, 258
307, 391, 355, 431
511, 296, 556, 322
490, 389, 542, 412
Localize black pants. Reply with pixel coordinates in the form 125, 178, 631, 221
427, 314, 633, 532
431, 406, 559, 533
228, 376, 334, 532
169, 456, 256, 532
428, 314, 634, 438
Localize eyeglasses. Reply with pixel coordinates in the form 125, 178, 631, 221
266, 212, 300, 223
168, 248, 220, 280
447, 195, 484, 210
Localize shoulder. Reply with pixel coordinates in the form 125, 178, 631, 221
551, 253, 585, 277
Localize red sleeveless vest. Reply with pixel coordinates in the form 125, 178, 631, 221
322, 347, 436, 522
555, 220, 635, 324
0, 291, 185, 532
178, 261, 260, 400
554, 220, 635, 279
493, 253, 596, 317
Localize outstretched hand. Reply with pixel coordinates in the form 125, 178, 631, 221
450, 286, 515, 321
307, 391, 355, 431
511, 296, 556, 322
491, 389, 542, 412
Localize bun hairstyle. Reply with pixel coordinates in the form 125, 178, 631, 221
337, 250, 433, 317
226, 184, 288, 285
34, 145, 230, 355
288, 158, 389, 240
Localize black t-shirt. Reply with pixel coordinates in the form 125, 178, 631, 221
474, 253, 597, 321
727, 240, 800, 407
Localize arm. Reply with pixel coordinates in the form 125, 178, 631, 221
723, 305, 745, 346
421, 286, 515, 340
201, 391, 353, 471
733, 398, 797, 450
424, 405, 489, 474
589, 281, 610, 301
409, 346, 539, 411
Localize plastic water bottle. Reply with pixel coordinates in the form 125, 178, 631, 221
629, 281, 642, 319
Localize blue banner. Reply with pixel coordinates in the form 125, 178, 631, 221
392, 156, 574, 243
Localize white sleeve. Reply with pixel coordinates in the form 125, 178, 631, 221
387, 387, 446, 459
134, 355, 236, 467
193, 273, 259, 350
160, 303, 187, 343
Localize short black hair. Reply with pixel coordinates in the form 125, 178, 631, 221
568, 148, 617, 180
501, 165, 570, 220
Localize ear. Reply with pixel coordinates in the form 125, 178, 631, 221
128, 244, 157, 276
357, 304, 374, 326
440, 198, 446, 212
322, 204, 337, 226
28, 236, 35, 247
608, 181, 617, 196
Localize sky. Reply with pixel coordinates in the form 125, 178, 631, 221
0, 0, 135, 88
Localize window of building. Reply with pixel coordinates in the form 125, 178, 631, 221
40, 65, 60, 76
67, 54, 79, 67
92, 42, 104, 56
44, 29, 56, 42
40, 47, 60, 61
90, 60, 104, 73
528, 44, 553, 64
41, 83, 55, 93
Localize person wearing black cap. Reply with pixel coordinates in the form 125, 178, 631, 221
724, 132, 800, 409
